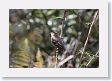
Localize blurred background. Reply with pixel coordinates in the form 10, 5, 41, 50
9, 9, 99, 68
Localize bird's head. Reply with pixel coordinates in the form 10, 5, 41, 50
51, 32, 55, 37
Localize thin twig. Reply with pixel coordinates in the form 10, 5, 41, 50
57, 55, 74, 67
86, 50, 99, 67
55, 48, 58, 68
55, 10, 67, 68
60, 10, 67, 38
79, 10, 99, 67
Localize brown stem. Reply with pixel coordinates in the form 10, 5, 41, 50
55, 48, 58, 68
60, 10, 67, 38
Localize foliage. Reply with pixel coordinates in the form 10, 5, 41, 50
9, 9, 99, 68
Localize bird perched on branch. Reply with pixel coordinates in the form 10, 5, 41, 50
51, 31, 65, 54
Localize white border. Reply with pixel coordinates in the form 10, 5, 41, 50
0, 0, 108, 77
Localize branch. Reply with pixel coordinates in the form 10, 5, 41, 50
86, 50, 99, 67
55, 48, 58, 68
79, 10, 99, 67
60, 10, 67, 38
57, 55, 74, 67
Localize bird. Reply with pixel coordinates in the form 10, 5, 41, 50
51, 31, 65, 54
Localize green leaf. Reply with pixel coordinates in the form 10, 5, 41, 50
55, 17, 63, 19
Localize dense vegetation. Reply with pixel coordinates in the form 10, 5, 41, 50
9, 9, 99, 68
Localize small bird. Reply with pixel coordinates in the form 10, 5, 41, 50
51, 31, 65, 54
